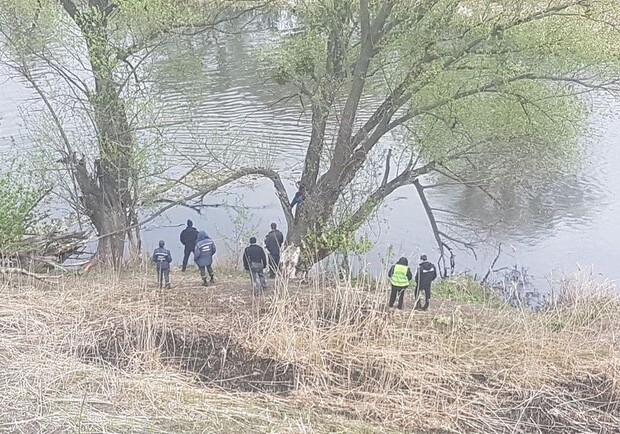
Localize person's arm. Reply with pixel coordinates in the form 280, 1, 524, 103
431, 265, 437, 281
261, 249, 267, 268
180, 230, 186, 246
243, 249, 249, 271
211, 242, 216, 255
388, 265, 394, 278
194, 244, 202, 260
152, 251, 157, 263
414, 268, 420, 287
407, 268, 413, 282
277, 232, 284, 245
166, 251, 172, 263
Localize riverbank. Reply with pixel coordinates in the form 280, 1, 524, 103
0, 268, 618, 433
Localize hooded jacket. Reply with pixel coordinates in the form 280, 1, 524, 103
243, 244, 267, 271
194, 231, 216, 267
264, 229, 284, 255
388, 257, 413, 287
152, 247, 172, 270
180, 223, 199, 248
415, 261, 437, 290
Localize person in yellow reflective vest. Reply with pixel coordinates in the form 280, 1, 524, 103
388, 257, 413, 309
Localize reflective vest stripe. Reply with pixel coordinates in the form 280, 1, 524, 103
390, 264, 410, 287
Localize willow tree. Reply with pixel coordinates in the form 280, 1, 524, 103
246, 0, 620, 271
0, 0, 253, 265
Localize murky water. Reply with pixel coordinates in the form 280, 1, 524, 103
1, 19, 619, 288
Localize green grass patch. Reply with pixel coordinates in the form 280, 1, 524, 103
434, 276, 504, 307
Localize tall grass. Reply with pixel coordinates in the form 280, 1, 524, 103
0, 268, 618, 433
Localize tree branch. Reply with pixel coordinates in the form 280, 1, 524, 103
93, 167, 293, 243
337, 161, 436, 235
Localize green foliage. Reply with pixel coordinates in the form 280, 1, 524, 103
434, 277, 504, 307
0, 0, 59, 54
303, 224, 374, 260
268, 0, 620, 181
0, 170, 45, 251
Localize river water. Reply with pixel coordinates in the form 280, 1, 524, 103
1, 20, 619, 288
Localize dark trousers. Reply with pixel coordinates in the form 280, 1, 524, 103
267, 252, 280, 277
199, 265, 214, 282
182, 245, 195, 271
157, 268, 170, 288
389, 285, 407, 309
415, 285, 431, 310
249, 262, 268, 294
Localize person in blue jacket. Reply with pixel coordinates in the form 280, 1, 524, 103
194, 231, 216, 286
152, 240, 172, 289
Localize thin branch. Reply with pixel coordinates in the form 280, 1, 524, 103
482, 243, 503, 285
381, 148, 392, 187
0, 267, 61, 283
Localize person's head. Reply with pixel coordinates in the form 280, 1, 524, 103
420, 254, 428, 262
397, 257, 408, 266
250, 237, 257, 245
271, 222, 277, 230
158, 240, 165, 248
187, 219, 193, 228
197, 231, 209, 241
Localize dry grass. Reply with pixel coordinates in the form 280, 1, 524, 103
0, 266, 618, 433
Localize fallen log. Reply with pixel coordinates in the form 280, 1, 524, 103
0, 267, 61, 283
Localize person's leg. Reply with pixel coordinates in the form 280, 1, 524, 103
388, 286, 398, 308
414, 286, 422, 310
249, 269, 258, 293
199, 266, 208, 286
207, 265, 215, 282
157, 269, 163, 288
182, 246, 192, 271
398, 288, 406, 310
258, 269, 268, 291
273, 254, 280, 274
164, 269, 171, 288
268, 254, 276, 278
422, 286, 431, 310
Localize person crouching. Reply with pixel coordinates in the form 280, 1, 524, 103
153, 240, 172, 289
388, 257, 413, 310
243, 237, 268, 295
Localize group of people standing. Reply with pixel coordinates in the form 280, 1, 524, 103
388, 255, 437, 311
153, 220, 217, 289
153, 219, 437, 311
241, 223, 285, 294
153, 219, 284, 293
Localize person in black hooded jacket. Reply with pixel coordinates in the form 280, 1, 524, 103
415, 255, 437, 311
180, 219, 198, 271
243, 237, 268, 294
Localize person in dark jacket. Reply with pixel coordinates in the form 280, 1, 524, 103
388, 257, 413, 309
264, 222, 284, 278
180, 219, 198, 272
243, 237, 268, 294
415, 255, 437, 311
152, 240, 172, 289
290, 182, 305, 210
194, 231, 216, 286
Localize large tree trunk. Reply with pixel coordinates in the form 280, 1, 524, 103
61, 2, 135, 266
89, 200, 127, 267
